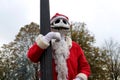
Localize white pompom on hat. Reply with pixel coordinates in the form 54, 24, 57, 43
50, 13, 69, 24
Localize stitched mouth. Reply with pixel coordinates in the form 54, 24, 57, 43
51, 26, 69, 30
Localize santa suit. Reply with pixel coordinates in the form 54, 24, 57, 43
27, 34, 90, 80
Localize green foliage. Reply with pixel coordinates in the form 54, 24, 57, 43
71, 22, 110, 80
0, 22, 119, 80
102, 39, 120, 80
0, 22, 40, 80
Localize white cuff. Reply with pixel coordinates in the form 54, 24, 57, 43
76, 73, 87, 80
36, 34, 50, 49
74, 77, 81, 80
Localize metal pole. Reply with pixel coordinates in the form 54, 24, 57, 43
40, 0, 53, 80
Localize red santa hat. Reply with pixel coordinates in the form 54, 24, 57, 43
50, 13, 69, 24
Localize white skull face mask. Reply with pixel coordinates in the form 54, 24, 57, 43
51, 18, 70, 30
50, 13, 71, 39
51, 18, 70, 36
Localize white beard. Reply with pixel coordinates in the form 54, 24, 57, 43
52, 39, 70, 80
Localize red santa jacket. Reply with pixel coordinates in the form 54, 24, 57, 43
27, 35, 90, 80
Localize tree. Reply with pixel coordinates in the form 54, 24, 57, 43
102, 39, 120, 80
0, 22, 116, 80
0, 22, 40, 80
71, 22, 110, 80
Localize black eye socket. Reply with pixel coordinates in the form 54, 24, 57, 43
55, 19, 60, 24
63, 19, 67, 24
51, 23, 53, 25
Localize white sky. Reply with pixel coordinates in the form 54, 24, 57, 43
0, 0, 120, 47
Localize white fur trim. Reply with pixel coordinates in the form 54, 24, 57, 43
50, 16, 68, 24
74, 78, 81, 80
76, 73, 87, 80
36, 34, 50, 49
66, 36, 72, 49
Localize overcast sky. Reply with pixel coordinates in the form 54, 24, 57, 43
0, 0, 120, 47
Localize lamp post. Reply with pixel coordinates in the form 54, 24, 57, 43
40, 0, 53, 80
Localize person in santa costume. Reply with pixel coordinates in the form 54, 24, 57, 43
27, 13, 91, 80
